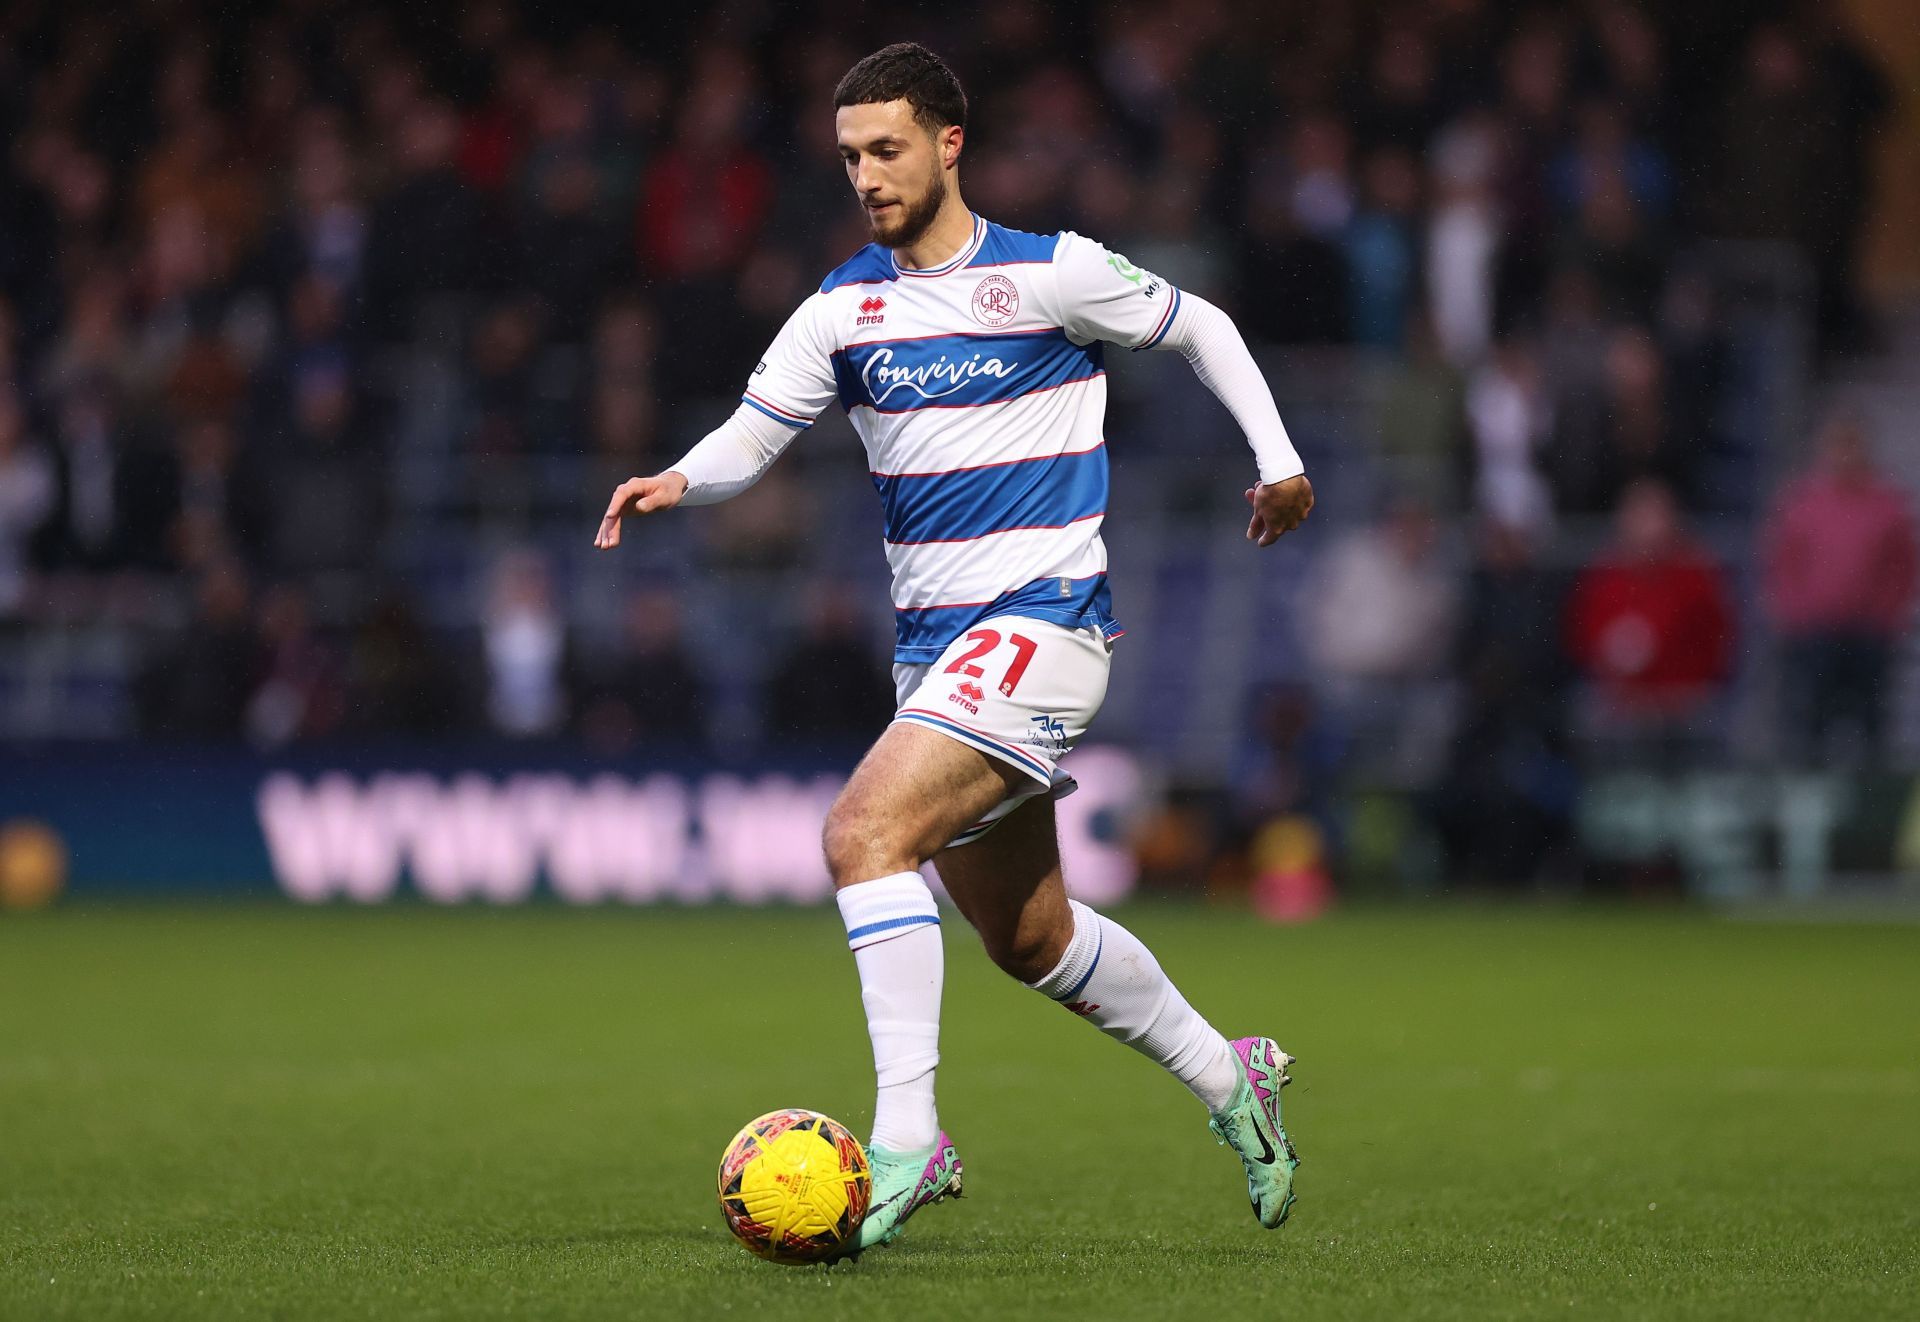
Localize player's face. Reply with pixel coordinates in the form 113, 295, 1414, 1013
836, 100, 952, 249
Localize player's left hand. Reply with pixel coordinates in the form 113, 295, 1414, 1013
1245, 475, 1314, 547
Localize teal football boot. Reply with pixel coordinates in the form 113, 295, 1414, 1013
1208, 1037, 1300, 1228
846, 1131, 964, 1255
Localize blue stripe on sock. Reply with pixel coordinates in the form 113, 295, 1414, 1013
1055, 923, 1103, 1002
846, 914, 941, 943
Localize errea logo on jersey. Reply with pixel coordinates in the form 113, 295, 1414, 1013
856, 295, 887, 327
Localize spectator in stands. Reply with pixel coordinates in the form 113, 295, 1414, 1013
1425, 115, 1501, 366
1549, 98, 1672, 229
31, 386, 162, 574
1536, 265, 1612, 462
644, 47, 775, 404
517, 104, 633, 345
1305, 499, 1461, 685
137, 559, 256, 738
1238, 163, 1349, 346
1345, 146, 1422, 351
1287, 113, 1356, 245
233, 365, 380, 583
0, 388, 55, 617
1490, 20, 1572, 329
1302, 500, 1462, 783
1702, 21, 1887, 354
576, 587, 709, 753
254, 115, 367, 305
1467, 339, 1554, 537
1796, 5, 1893, 353
764, 587, 894, 749
30, 137, 115, 291
587, 297, 659, 470
162, 323, 248, 437
1654, 270, 1730, 504
136, 108, 267, 269
1547, 328, 1690, 516
1230, 682, 1342, 845
0, 161, 60, 357
1565, 479, 1734, 749
38, 273, 131, 406
126, 201, 229, 414
1352, 27, 1440, 155
250, 273, 356, 453
636, 46, 771, 282
345, 589, 467, 735
481, 549, 568, 738
1591, 0, 1670, 142
1555, 174, 1663, 328
1373, 315, 1467, 503
167, 417, 242, 573
361, 97, 498, 342
245, 583, 346, 747
1434, 519, 1576, 887
463, 299, 541, 459
1762, 415, 1917, 764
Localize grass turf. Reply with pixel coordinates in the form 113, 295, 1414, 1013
1, 903, 1916, 1320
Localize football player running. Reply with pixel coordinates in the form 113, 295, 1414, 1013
597, 43, 1313, 1252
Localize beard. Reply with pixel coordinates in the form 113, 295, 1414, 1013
868, 166, 947, 249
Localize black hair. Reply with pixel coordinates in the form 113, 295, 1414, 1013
833, 42, 967, 136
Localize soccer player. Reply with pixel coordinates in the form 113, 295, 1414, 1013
597, 43, 1314, 1251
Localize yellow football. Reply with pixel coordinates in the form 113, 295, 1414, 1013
717, 1109, 870, 1263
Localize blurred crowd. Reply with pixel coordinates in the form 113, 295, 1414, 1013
1228, 409, 1916, 892
0, 0, 1908, 872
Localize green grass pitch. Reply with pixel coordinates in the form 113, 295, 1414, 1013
2, 903, 1915, 1320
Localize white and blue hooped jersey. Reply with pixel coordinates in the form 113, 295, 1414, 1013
740, 214, 1182, 663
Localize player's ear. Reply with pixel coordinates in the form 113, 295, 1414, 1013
940, 124, 964, 170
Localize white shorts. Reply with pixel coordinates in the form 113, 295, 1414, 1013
891, 614, 1112, 849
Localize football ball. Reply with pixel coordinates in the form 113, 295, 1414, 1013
717, 1109, 870, 1263
717, 1109, 871, 1263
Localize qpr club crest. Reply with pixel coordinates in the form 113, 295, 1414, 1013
970, 274, 1019, 327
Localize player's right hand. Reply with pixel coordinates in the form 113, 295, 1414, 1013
595, 472, 689, 549
1244, 474, 1314, 547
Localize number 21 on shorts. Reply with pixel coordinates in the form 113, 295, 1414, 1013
945, 629, 1038, 697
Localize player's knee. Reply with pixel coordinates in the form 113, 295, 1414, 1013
821, 798, 915, 887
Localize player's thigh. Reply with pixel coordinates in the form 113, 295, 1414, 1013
822, 720, 1027, 883
933, 794, 1071, 979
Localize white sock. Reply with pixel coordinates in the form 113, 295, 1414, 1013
836, 872, 943, 1153
1026, 899, 1241, 1112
